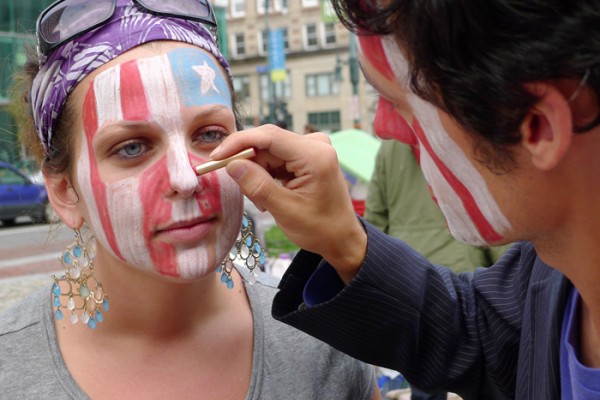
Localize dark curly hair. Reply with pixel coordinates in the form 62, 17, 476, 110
332, 0, 600, 172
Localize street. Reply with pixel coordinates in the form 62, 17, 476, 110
0, 220, 70, 312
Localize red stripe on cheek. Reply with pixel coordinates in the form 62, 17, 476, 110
374, 97, 417, 145
82, 85, 124, 260
190, 154, 222, 215
120, 60, 149, 121
358, 35, 395, 81
140, 157, 178, 277
412, 120, 503, 242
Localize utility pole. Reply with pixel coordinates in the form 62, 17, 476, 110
264, 0, 277, 124
348, 34, 361, 129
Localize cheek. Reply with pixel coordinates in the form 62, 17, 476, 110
374, 97, 417, 146
214, 169, 244, 256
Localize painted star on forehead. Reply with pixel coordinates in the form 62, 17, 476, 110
192, 61, 220, 94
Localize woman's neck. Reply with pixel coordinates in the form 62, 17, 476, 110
80, 250, 248, 338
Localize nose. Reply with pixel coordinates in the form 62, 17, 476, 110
165, 140, 199, 199
374, 97, 417, 146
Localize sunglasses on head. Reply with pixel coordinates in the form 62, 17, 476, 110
36, 0, 218, 57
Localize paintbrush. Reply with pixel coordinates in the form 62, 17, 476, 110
194, 147, 256, 176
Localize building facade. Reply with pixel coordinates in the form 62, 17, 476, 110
0, 0, 53, 164
0, 0, 377, 164
223, 0, 377, 134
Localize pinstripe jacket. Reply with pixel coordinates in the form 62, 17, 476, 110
272, 221, 571, 400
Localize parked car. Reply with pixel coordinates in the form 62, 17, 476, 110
14, 158, 44, 184
0, 161, 58, 226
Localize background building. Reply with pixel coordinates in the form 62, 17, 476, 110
0, 0, 378, 164
0, 0, 53, 164
222, 0, 377, 134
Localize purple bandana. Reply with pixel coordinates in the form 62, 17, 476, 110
31, 0, 232, 155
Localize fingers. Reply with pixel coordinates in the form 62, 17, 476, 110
212, 124, 316, 162
217, 124, 368, 274
226, 159, 284, 212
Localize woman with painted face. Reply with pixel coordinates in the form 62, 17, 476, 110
0, 1, 381, 399
210, 0, 600, 399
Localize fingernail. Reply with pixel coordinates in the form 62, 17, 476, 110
209, 145, 221, 158
227, 161, 247, 180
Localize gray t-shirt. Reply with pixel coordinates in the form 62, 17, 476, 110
0, 269, 375, 399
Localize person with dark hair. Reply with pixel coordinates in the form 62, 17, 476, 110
366, 140, 510, 400
210, 0, 600, 399
0, 1, 381, 398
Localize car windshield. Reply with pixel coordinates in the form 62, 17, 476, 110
0, 167, 28, 185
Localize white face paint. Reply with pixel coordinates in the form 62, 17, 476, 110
360, 34, 511, 245
77, 47, 242, 279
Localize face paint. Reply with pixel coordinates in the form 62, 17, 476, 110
78, 48, 241, 280
373, 97, 418, 148
359, 35, 511, 245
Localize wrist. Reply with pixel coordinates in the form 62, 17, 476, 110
323, 217, 367, 283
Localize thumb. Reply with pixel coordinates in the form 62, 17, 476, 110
226, 159, 283, 212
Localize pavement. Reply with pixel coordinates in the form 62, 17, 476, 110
0, 271, 56, 314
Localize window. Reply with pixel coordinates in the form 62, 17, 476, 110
0, 166, 26, 185
323, 23, 337, 47
259, 27, 289, 55
232, 32, 245, 58
259, 30, 268, 55
233, 75, 251, 102
260, 73, 291, 102
230, 0, 245, 17
281, 28, 289, 51
257, 0, 286, 14
302, 0, 319, 7
307, 111, 341, 133
303, 23, 318, 49
0, 0, 51, 32
306, 73, 339, 97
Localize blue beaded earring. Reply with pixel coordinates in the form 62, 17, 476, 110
52, 230, 108, 329
218, 213, 266, 289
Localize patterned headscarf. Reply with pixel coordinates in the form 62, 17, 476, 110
31, 0, 232, 155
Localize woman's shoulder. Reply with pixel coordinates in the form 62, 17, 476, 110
0, 285, 53, 377
0, 284, 49, 335
243, 269, 375, 399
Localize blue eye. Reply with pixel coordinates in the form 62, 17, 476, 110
116, 142, 147, 158
196, 129, 228, 144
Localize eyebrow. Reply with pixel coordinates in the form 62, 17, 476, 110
189, 105, 233, 124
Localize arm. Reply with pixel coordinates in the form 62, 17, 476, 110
273, 225, 533, 397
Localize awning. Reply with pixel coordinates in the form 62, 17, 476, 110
329, 129, 381, 182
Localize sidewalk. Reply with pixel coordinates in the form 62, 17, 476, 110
0, 272, 55, 314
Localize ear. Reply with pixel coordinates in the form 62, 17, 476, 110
520, 83, 573, 171
44, 171, 85, 230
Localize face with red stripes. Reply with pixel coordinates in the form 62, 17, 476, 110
358, 35, 512, 246
74, 44, 242, 280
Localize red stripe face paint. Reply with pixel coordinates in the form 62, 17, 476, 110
77, 49, 242, 279
359, 35, 511, 245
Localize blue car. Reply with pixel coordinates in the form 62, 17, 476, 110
0, 161, 56, 226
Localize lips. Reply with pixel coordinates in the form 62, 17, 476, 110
154, 216, 216, 244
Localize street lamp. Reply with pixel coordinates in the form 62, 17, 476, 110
335, 33, 361, 129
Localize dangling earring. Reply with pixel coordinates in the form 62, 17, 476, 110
218, 213, 266, 289
52, 229, 108, 329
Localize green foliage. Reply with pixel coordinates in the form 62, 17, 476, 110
263, 225, 299, 258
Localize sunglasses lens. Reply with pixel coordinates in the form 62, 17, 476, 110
138, 0, 214, 21
39, 0, 114, 47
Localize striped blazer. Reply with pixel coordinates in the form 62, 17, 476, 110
272, 221, 570, 400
